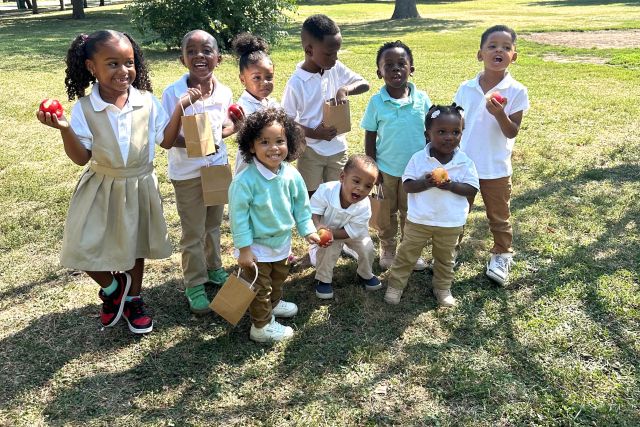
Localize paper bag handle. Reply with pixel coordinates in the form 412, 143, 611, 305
374, 183, 384, 200
180, 94, 195, 116
237, 263, 259, 291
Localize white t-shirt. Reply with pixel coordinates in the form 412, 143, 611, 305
454, 72, 529, 179
70, 84, 169, 165
161, 74, 232, 181
234, 90, 280, 175
403, 145, 479, 228
310, 180, 371, 240
233, 160, 292, 262
281, 61, 364, 156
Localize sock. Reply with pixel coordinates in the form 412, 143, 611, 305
102, 278, 118, 296
125, 295, 140, 302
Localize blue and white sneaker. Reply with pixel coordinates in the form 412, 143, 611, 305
359, 274, 382, 291
315, 281, 334, 299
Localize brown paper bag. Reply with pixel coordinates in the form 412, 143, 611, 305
181, 98, 216, 158
369, 184, 390, 231
210, 264, 258, 326
322, 98, 351, 135
201, 164, 232, 206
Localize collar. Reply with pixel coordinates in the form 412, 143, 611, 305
424, 143, 462, 166
329, 181, 364, 211
238, 90, 273, 108
254, 159, 281, 180
470, 71, 514, 91
294, 61, 321, 82
380, 81, 417, 104
172, 73, 223, 105
89, 84, 143, 112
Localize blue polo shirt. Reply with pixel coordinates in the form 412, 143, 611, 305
360, 82, 432, 177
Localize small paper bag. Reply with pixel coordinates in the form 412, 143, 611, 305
322, 98, 351, 135
369, 184, 390, 231
210, 264, 258, 326
201, 164, 232, 206
181, 98, 216, 158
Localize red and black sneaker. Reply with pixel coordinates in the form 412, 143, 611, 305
98, 272, 131, 327
123, 297, 154, 334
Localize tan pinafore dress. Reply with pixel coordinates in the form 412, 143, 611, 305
60, 94, 172, 272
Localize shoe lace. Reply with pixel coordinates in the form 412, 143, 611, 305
495, 256, 511, 273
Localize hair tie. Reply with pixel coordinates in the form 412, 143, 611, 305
430, 110, 441, 119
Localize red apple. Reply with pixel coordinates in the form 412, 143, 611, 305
318, 228, 333, 246
39, 98, 64, 118
228, 104, 245, 121
431, 167, 449, 185
488, 91, 506, 104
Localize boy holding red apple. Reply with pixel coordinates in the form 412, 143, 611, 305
310, 155, 381, 299
454, 25, 530, 285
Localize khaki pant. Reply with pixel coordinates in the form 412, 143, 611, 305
242, 259, 290, 328
462, 176, 513, 254
315, 236, 375, 283
388, 220, 462, 291
378, 171, 408, 252
172, 177, 224, 288
296, 148, 347, 192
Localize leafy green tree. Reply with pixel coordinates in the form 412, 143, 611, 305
129, 0, 297, 49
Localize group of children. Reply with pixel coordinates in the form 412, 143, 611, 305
36, 14, 529, 343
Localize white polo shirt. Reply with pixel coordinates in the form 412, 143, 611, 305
281, 61, 365, 156
403, 144, 479, 228
310, 181, 371, 240
161, 73, 232, 180
234, 91, 280, 175
454, 72, 529, 179
70, 84, 169, 165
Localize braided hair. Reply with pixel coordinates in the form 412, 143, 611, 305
64, 30, 152, 101
425, 103, 465, 134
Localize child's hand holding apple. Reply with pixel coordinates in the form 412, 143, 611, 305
37, 98, 69, 130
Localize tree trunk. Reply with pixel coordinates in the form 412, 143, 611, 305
60, 0, 65, 11
99, 0, 104, 5
391, 0, 420, 19
31, 0, 38, 14
71, 0, 84, 18
83, 0, 87, 7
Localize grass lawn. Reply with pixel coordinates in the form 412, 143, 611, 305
1, 0, 639, 425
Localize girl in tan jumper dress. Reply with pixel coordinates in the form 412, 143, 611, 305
37, 30, 201, 334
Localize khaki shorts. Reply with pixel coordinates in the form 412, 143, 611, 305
296, 148, 347, 191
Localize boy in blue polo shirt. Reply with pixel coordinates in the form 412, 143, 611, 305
361, 40, 432, 270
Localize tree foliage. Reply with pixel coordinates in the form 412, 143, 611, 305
128, 0, 297, 50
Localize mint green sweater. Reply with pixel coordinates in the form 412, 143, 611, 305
229, 162, 315, 250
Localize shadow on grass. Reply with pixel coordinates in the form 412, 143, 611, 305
529, 0, 639, 6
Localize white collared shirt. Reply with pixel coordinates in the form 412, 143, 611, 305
403, 144, 479, 227
70, 84, 169, 164
161, 73, 232, 180
233, 160, 292, 262
454, 72, 529, 179
310, 181, 371, 240
281, 61, 365, 156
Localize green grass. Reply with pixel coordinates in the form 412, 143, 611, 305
1, 0, 640, 425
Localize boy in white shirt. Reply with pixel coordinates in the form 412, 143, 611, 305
282, 14, 370, 196
311, 155, 381, 299
454, 25, 530, 285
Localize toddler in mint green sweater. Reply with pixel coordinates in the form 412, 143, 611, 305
229, 108, 320, 343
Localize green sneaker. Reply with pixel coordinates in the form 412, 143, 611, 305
207, 268, 229, 285
185, 284, 211, 314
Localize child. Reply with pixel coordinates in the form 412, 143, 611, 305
453, 25, 530, 285
361, 40, 432, 271
228, 108, 320, 342
311, 154, 381, 299
161, 29, 235, 314
384, 104, 479, 307
282, 14, 370, 196
37, 30, 200, 333
230, 32, 280, 175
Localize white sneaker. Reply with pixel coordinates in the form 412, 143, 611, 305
272, 300, 298, 318
413, 257, 428, 271
342, 244, 359, 261
433, 288, 457, 307
309, 244, 318, 267
250, 316, 294, 343
379, 249, 395, 270
486, 253, 513, 285
384, 286, 403, 305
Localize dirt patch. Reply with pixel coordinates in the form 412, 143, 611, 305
522, 29, 640, 49
541, 53, 609, 65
